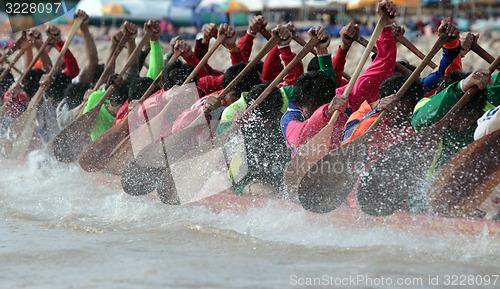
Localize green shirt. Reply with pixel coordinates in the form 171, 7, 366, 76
83, 88, 114, 140
147, 40, 164, 80
216, 91, 289, 136
411, 81, 476, 168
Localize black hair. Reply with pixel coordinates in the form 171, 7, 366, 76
436, 71, 469, 93
110, 79, 130, 106
395, 60, 416, 77
47, 72, 72, 102
307, 56, 320, 72
128, 77, 154, 101
22, 69, 45, 97
379, 74, 424, 108
162, 61, 196, 90
246, 84, 283, 121
163, 51, 183, 68
222, 62, 261, 99
64, 82, 92, 110
0, 68, 14, 94
294, 71, 336, 109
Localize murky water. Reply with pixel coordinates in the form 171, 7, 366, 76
1, 150, 499, 289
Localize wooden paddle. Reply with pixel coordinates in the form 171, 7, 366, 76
0, 54, 22, 75
283, 12, 389, 204
121, 33, 280, 197
354, 35, 413, 76
167, 32, 320, 165
142, 33, 320, 203
121, 34, 230, 196
0, 43, 29, 81
71, 28, 133, 118
0, 31, 27, 63
295, 33, 450, 213
470, 40, 500, 71
0, 34, 53, 125
357, 54, 500, 216
50, 23, 144, 163
1, 17, 84, 160
428, 128, 500, 217
77, 50, 182, 172
262, 28, 355, 82
395, 34, 438, 70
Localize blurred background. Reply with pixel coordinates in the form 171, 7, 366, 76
1, 0, 500, 40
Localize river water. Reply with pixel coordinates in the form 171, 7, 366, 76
1, 150, 499, 289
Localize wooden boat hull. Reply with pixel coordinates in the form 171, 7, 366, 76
193, 192, 500, 237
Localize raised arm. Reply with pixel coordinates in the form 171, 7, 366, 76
145, 20, 163, 80
47, 24, 80, 78
219, 23, 247, 64
28, 28, 52, 72
75, 10, 98, 83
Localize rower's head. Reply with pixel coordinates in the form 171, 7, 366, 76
64, 82, 92, 110
128, 77, 154, 101
294, 70, 336, 119
222, 62, 261, 106
47, 72, 72, 105
450, 72, 487, 131
437, 71, 487, 132
0, 68, 14, 96
436, 71, 469, 93
22, 69, 45, 98
379, 74, 423, 120
162, 61, 196, 91
245, 84, 283, 124
109, 79, 131, 115
306, 56, 320, 72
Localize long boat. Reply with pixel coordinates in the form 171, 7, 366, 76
192, 192, 500, 237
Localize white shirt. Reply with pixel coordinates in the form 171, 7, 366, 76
474, 105, 500, 140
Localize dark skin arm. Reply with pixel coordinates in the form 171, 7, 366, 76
75, 9, 98, 83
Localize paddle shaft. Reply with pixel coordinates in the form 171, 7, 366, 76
93, 31, 132, 91
435, 54, 500, 128
27, 18, 84, 111
262, 29, 352, 81
355, 35, 413, 76
286, 12, 389, 191
0, 44, 29, 81
210, 33, 281, 106
1, 35, 53, 111
88, 30, 153, 114
246, 35, 320, 114
183, 34, 226, 85
357, 34, 450, 136
395, 34, 438, 69
471, 41, 500, 72
1, 17, 83, 159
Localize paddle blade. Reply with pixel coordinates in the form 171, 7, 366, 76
50, 107, 98, 162
105, 134, 134, 175
296, 138, 368, 213
168, 144, 232, 204
1, 108, 38, 159
128, 83, 199, 160
428, 129, 500, 217
78, 120, 129, 172
357, 129, 441, 216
